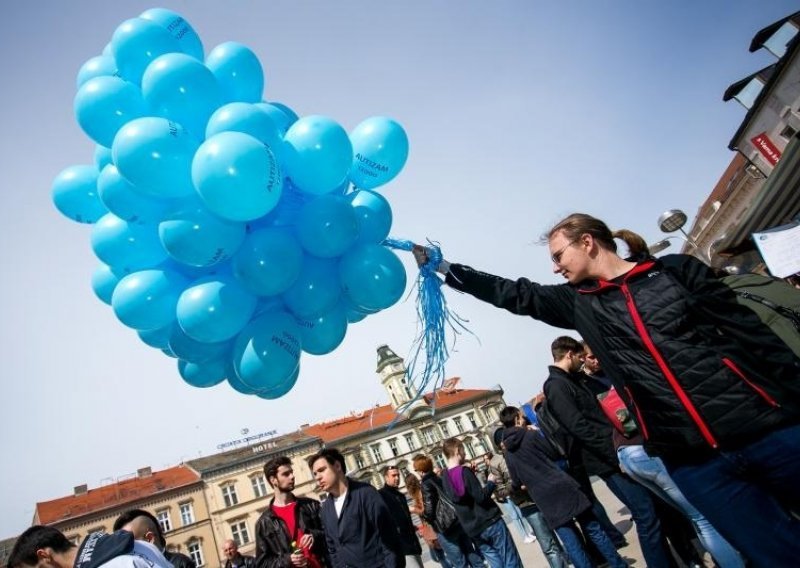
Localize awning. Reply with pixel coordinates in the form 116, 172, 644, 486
717, 134, 800, 255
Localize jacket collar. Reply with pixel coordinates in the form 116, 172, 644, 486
577, 257, 658, 294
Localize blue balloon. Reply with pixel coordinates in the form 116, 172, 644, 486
254, 102, 296, 136
74, 76, 148, 147
138, 322, 173, 349
296, 194, 359, 258
231, 226, 303, 296
76, 55, 118, 88
178, 358, 227, 388
110, 18, 180, 85
177, 276, 258, 343
206, 42, 264, 103
348, 190, 393, 245
339, 244, 407, 311
283, 257, 341, 319
296, 304, 348, 355
91, 213, 169, 271
206, 103, 283, 155
94, 145, 113, 171
91, 263, 123, 305
341, 297, 379, 324
52, 165, 106, 224
227, 364, 260, 395
349, 116, 409, 190
112, 117, 199, 198
268, 101, 299, 123
257, 366, 300, 399
142, 52, 222, 139
111, 268, 188, 330
251, 179, 308, 229
159, 202, 246, 267
284, 116, 353, 195
140, 8, 204, 61
97, 164, 172, 225
192, 131, 283, 222
232, 310, 302, 392
169, 325, 231, 363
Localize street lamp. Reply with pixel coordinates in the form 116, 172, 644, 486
648, 238, 673, 255
655, 209, 710, 262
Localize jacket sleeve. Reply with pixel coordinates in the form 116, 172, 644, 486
320, 505, 340, 568
301, 499, 329, 562
504, 454, 523, 491
420, 480, 438, 524
446, 264, 578, 329
254, 517, 291, 568
368, 490, 402, 568
463, 466, 496, 504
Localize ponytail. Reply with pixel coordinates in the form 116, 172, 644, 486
612, 229, 650, 257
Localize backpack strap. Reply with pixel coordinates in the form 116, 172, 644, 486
736, 290, 800, 331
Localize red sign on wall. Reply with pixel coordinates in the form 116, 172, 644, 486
751, 132, 782, 165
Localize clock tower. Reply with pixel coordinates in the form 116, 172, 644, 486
376, 344, 427, 413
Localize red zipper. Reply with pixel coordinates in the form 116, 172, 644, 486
722, 357, 780, 407
625, 386, 649, 440
621, 285, 719, 449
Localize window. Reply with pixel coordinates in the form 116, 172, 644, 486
477, 436, 489, 454
467, 412, 478, 430
433, 453, 446, 470
421, 427, 437, 445
179, 502, 195, 526
156, 509, 172, 533
222, 484, 239, 508
465, 439, 476, 459
371, 443, 384, 462
438, 421, 450, 437
186, 541, 204, 568
780, 125, 797, 140
482, 407, 493, 423
230, 520, 250, 546
453, 416, 464, 433
388, 438, 399, 457
404, 432, 417, 451
354, 452, 366, 469
251, 474, 268, 498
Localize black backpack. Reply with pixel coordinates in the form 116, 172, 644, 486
431, 480, 458, 532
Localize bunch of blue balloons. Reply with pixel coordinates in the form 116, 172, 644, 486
53, 8, 410, 400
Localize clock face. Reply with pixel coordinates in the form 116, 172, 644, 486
393, 363, 404, 371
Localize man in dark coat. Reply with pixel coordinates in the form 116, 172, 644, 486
378, 466, 423, 567
223, 540, 255, 568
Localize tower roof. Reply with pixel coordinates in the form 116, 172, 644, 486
376, 344, 403, 373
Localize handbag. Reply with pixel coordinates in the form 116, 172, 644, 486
432, 483, 458, 533
597, 386, 638, 436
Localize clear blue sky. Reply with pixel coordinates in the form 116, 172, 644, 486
0, 0, 795, 538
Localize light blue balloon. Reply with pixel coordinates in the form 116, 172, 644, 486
348, 190, 393, 244
192, 131, 283, 222
140, 8, 204, 61
284, 116, 353, 195
76, 55, 118, 88
74, 75, 148, 147
254, 102, 296, 136
52, 164, 106, 224
339, 244, 407, 312
349, 116, 409, 190
159, 202, 246, 267
206, 103, 282, 154
268, 101, 299, 123
206, 42, 264, 103
138, 322, 173, 349
227, 363, 260, 395
251, 179, 308, 229
296, 194, 359, 258
112, 117, 199, 198
232, 310, 302, 392
91, 263, 123, 305
91, 213, 169, 271
177, 276, 257, 343
257, 366, 300, 399
142, 52, 222, 139
178, 358, 227, 388
231, 226, 303, 296
111, 268, 188, 330
169, 325, 231, 363
283, 257, 341, 319
111, 18, 180, 85
296, 304, 348, 355
94, 145, 113, 171
342, 297, 380, 324
97, 164, 171, 225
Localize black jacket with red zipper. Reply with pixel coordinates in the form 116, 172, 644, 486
445, 254, 800, 463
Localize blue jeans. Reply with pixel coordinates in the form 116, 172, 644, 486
473, 518, 523, 568
499, 499, 533, 539
664, 424, 800, 568
437, 529, 484, 568
618, 444, 744, 568
603, 472, 672, 568
520, 505, 568, 568
554, 511, 627, 568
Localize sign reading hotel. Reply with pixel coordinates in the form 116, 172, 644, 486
751, 132, 782, 166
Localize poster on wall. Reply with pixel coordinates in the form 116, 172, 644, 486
753, 221, 800, 278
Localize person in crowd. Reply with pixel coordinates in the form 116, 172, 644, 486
7, 526, 169, 568
378, 465, 424, 567
308, 447, 404, 567
405, 474, 452, 567
414, 454, 484, 568
412, 212, 800, 566
482, 448, 536, 544
440, 437, 523, 568
223, 540, 255, 568
112, 509, 195, 568
254, 455, 328, 568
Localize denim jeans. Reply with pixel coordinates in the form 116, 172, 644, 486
520, 505, 568, 568
664, 424, 800, 568
554, 511, 627, 568
473, 518, 523, 568
618, 444, 744, 568
437, 529, 484, 568
603, 472, 672, 568
499, 499, 533, 539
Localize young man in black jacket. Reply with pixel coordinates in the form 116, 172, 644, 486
255, 456, 328, 568
308, 448, 404, 568
378, 465, 423, 567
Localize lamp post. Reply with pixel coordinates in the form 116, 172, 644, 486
656, 209, 710, 262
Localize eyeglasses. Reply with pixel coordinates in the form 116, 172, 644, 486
551, 240, 577, 264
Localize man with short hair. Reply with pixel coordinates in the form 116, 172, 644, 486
223, 540, 255, 568
440, 437, 523, 568
255, 455, 328, 567
378, 465, 423, 568
113, 509, 195, 568
308, 447, 404, 567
